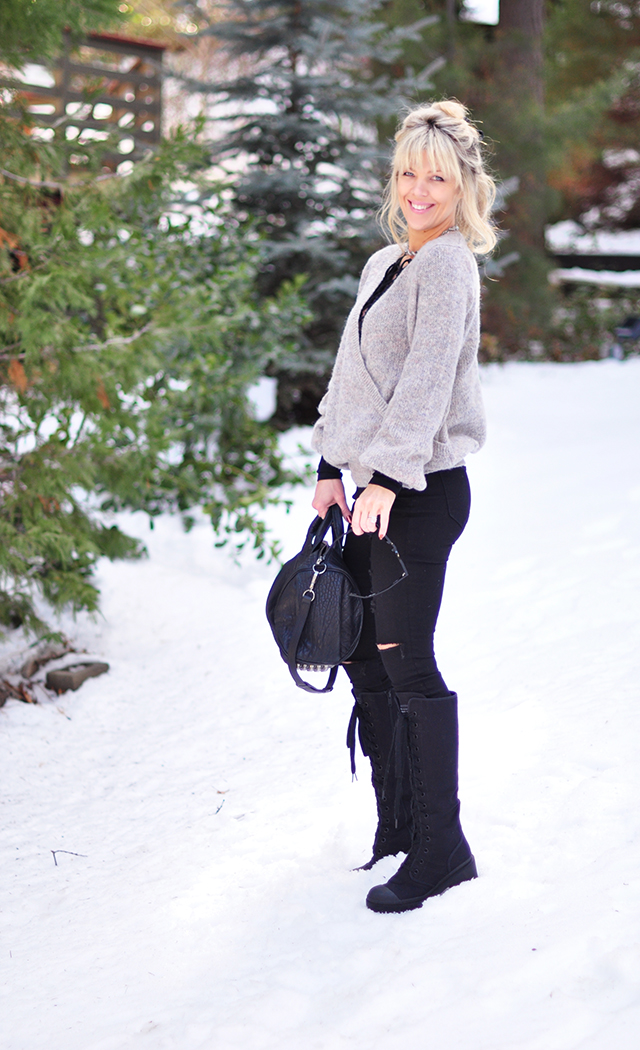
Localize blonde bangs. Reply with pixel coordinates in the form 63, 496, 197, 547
394, 132, 461, 189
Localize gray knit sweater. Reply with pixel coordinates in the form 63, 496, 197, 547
311, 230, 486, 491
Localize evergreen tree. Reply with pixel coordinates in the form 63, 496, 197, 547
177, 0, 441, 425
545, 0, 640, 231
0, 102, 308, 636
0, 0, 121, 68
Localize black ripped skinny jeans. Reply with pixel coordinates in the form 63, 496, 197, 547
343, 467, 470, 698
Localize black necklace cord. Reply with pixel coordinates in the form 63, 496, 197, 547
358, 256, 407, 342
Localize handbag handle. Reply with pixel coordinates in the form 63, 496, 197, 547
286, 599, 339, 694
307, 503, 345, 549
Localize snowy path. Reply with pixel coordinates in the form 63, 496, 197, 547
2, 361, 640, 1050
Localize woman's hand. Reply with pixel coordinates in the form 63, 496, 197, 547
312, 478, 352, 523
351, 484, 396, 539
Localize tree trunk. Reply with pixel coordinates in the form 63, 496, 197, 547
445, 0, 457, 61
499, 0, 545, 105
495, 0, 546, 257
474, 0, 552, 355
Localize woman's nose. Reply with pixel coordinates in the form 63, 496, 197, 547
414, 177, 432, 197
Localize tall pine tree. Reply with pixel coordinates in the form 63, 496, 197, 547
177, 0, 442, 424
545, 0, 640, 232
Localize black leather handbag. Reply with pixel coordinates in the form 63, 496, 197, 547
266, 505, 407, 693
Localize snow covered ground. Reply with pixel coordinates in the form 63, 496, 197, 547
2, 360, 640, 1050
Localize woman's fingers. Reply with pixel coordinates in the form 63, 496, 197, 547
352, 484, 396, 538
351, 502, 377, 536
312, 479, 352, 522
377, 501, 392, 540
338, 493, 352, 522
313, 481, 395, 534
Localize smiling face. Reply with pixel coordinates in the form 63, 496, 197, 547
396, 155, 461, 251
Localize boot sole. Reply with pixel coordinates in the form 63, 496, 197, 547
366, 856, 478, 913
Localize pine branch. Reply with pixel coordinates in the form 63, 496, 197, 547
70, 324, 153, 353
0, 168, 122, 191
0, 342, 21, 360
0, 325, 153, 361
0, 270, 31, 287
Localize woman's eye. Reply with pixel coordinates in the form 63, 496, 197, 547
402, 171, 414, 177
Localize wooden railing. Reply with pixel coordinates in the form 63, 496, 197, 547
0, 30, 165, 170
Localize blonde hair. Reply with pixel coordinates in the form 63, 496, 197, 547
379, 99, 498, 255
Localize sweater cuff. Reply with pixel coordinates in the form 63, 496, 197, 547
317, 457, 343, 481
369, 470, 403, 495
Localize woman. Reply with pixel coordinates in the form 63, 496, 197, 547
311, 99, 497, 914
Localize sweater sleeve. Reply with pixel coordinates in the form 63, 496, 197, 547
370, 470, 403, 495
317, 457, 343, 481
359, 246, 476, 488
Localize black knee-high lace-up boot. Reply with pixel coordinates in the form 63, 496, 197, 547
346, 685, 413, 870
366, 692, 477, 912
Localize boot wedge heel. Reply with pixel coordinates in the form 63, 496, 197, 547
366, 855, 477, 913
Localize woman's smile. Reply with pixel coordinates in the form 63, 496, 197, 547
397, 158, 460, 249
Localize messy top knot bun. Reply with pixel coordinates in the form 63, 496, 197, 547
379, 99, 498, 254
404, 98, 468, 126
